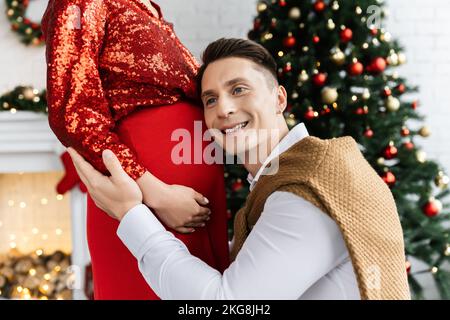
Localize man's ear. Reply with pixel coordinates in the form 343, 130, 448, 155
276, 85, 288, 114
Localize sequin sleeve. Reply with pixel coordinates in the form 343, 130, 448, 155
43, 0, 146, 180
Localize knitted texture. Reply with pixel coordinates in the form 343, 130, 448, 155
230, 135, 410, 300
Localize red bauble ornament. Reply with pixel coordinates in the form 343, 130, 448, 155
349, 61, 364, 76
320, 107, 331, 115
314, 0, 326, 12
279, 0, 287, 7
24, 18, 31, 25
401, 127, 410, 136
226, 210, 232, 220
304, 108, 316, 120
397, 83, 406, 94
232, 179, 243, 192
355, 107, 368, 115
381, 171, 396, 187
367, 57, 387, 73
283, 35, 297, 48
383, 87, 392, 96
340, 28, 353, 42
312, 73, 327, 86
253, 20, 261, 31
364, 128, 374, 138
370, 28, 378, 36
383, 144, 398, 159
403, 141, 414, 150
411, 101, 418, 109
313, 35, 320, 43
422, 199, 442, 217
284, 63, 292, 73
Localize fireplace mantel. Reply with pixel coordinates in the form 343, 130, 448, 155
0, 110, 90, 300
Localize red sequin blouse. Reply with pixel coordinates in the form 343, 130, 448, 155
42, 0, 200, 180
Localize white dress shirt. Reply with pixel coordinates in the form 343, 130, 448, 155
117, 123, 361, 300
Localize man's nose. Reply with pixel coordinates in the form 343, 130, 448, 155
217, 97, 236, 118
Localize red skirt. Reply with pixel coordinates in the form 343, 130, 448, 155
86, 101, 230, 299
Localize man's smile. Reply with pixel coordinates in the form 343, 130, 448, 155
219, 121, 250, 135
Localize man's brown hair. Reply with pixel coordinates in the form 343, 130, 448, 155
196, 38, 278, 98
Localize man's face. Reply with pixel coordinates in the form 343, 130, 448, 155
200, 57, 287, 156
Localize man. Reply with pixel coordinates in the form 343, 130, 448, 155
68, 38, 410, 299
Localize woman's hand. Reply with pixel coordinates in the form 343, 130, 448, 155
137, 172, 211, 234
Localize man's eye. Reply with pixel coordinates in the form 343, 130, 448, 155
233, 87, 246, 95
205, 97, 217, 106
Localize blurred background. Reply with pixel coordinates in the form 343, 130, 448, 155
0, 0, 449, 300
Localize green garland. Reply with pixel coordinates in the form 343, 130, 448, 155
5, 0, 44, 46
0, 86, 47, 114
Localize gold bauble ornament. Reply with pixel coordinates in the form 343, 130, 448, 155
23, 87, 35, 100
257, 2, 268, 12
321, 87, 338, 104
330, 48, 345, 65
289, 7, 301, 20
298, 70, 309, 82
419, 126, 431, 137
377, 157, 385, 165
332, 1, 339, 10
327, 19, 336, 30
435, 171, 449, 189
416, 150, 427, 163
398, 52, 407, 65
25, 28, 32, 35
362, 88, 371, 100
387, 53, 399, 66
286, 117, 297, 127
386, 96, 400, 112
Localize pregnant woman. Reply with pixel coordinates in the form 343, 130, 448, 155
41, 0, 229, 299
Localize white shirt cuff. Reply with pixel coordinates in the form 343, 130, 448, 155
116, 204, 165, 258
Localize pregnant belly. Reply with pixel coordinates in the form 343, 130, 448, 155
114, 100, 213, 185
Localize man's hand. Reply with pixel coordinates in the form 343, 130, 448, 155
67, 148, 143, 221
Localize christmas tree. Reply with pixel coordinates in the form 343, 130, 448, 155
224, 0, 450, 299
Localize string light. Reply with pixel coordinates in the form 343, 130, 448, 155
55, 228, 63, 236
29, 268, 36, 276
40, 198, 48, 205
32, 228, 39, 235
10, 242, 17, 249
19, 201, 26, 208
56, 194, 64, 201
41, 233, 49, 240
36, 249, 43, 256
43, 273, 51, 281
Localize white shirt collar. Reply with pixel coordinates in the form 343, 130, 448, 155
247, 123, 309, 191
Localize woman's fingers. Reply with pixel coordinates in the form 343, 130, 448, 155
197, 206, 211, 216
175, 226, 196, 234
190, 214, 210, 224
185, 221, 206, 228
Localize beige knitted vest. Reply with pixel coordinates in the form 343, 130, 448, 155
230, 135, 411, 300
